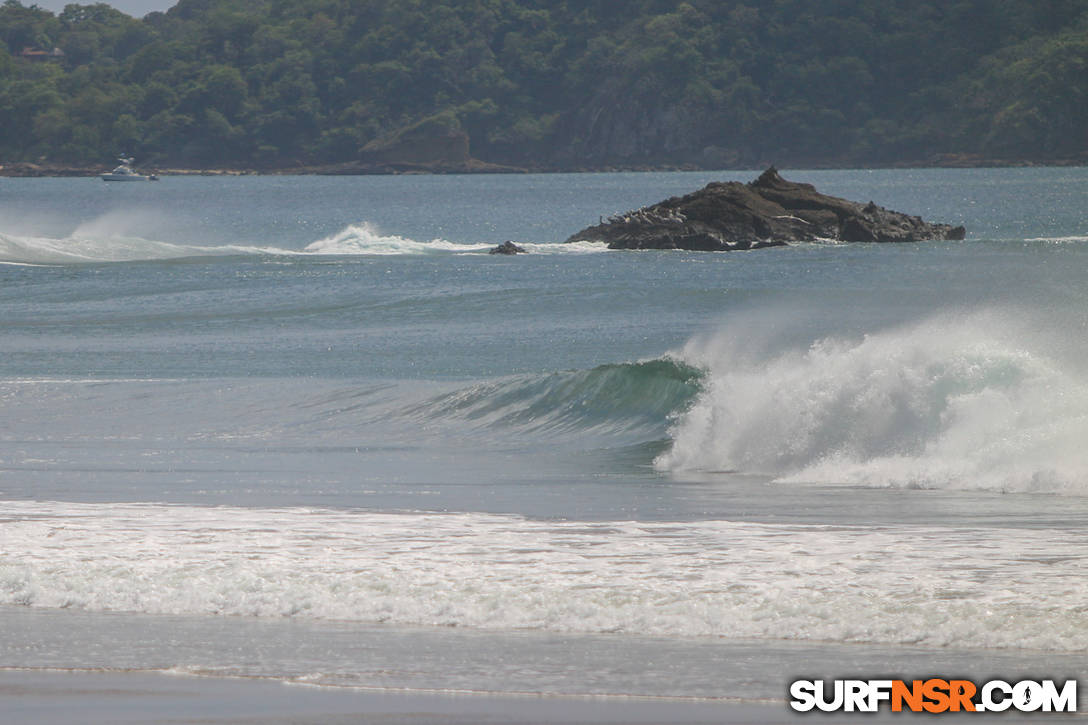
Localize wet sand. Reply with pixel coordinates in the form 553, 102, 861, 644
1, 669, 779, 725
4, 669, 1075, 724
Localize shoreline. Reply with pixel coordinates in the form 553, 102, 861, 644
4, 604, 1085, 724
1, 668, 1069, 724
1, 668, 783, 725
1, 158, 1086, 178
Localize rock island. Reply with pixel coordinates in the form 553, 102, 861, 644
565, 167, 966, 250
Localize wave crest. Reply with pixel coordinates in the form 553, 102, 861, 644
303, 223, 490, 255
302, 223, 607, 255
408, 358, 703, 438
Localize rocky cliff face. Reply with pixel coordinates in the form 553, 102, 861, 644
360, 120, 471, 166
565, 168, 966, 250
556, 93, 702, 165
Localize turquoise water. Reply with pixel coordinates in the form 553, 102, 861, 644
1, 169, 1087, 702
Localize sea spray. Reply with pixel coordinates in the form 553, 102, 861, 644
657, 311, 1088, 492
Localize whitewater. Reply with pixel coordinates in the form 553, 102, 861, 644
658, 310, 1088, 493
0, 221, 607, 264
4, 500, 1088, 652
1, 168, 1087, 705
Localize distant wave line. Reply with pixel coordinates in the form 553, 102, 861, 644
0, 224, 607, 264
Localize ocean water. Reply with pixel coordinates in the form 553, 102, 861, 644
1, 168, 1087, 704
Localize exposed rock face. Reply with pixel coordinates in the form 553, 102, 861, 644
360, 116, 471, 166
349, 112, 523, 173
554, 84, 697, 166
489, 241, 527, 255
565, 167, 966, 250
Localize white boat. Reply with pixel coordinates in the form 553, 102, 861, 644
101, 157, 158, 182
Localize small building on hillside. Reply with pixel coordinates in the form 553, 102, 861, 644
19, 47, 65, 62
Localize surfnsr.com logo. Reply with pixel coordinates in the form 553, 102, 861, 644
789, 679, 1077, 713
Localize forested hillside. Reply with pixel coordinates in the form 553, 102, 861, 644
1, 0, 1086, 171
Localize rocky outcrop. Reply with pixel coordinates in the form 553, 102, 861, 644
489, 241, 527, 255
565, 167, 966, 250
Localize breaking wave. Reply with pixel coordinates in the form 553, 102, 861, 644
0, 360, 703, 454
302, 223, 491, 255
0, 221, 606, 264
302, 222, 606, 255
407, 358, 703, 438
657, 311, 1088, 493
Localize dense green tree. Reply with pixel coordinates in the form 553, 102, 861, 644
0, 0, 1085, 168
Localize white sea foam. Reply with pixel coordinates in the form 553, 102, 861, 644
302, 222, 491, 255
1, 501, 1086, 650
520, 240, 610, 254
658, 311, 1088, 492
1025, 235, 1088, 243
0, 221, 607, 264
302, 223, 607, 255
0, 230, 287, 264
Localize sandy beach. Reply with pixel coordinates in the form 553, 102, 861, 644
2, 669, 783, 725
5, 669, 1082, 724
